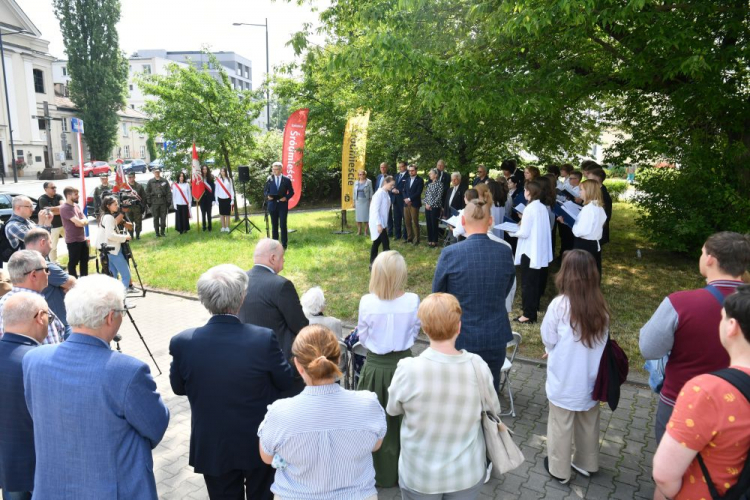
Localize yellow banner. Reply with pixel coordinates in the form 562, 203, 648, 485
341, 112, 371, 210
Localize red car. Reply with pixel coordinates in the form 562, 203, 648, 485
72, 161, 111, 177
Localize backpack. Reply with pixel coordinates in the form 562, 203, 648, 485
0, 221, 22, 266
696, 368, 750, 500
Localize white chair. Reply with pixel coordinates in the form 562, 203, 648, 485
499, 332, 522, 417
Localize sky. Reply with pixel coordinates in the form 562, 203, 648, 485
15, 0, 328, 90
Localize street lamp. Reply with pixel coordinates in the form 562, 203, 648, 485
233, 20, 271, 131
0, 25, 28, 183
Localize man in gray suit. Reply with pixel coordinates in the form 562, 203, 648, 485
238, 238, 309, 396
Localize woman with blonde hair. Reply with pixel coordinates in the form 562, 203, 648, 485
568, 180, 607, 277
356, 250, 421, 487
354, 170, 373, 236
259, 325, 386, 500
388, 293, 501, 499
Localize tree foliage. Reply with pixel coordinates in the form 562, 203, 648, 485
137, 52, 263, 193
54, 0, 128, 161
279, 0, 750, 251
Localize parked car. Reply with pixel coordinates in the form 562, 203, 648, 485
0, 193, 40, 222
123, 159, 148, 174
71, 161, 110, 177
148, 159, 164, 172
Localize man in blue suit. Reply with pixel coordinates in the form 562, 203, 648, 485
264, 161, 294, 249
403, 164, 424, 245
171, 264, 294, 500
0, 292, 49, 500
433, 199, 516, 390
375, 162, 394, 237
392, 161, 409, 241
23, 275, 169, 500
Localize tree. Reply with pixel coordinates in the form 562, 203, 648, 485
54, 0, 128, 161
138, 52, 263, 216
146, 135, 157, 162
280, 0, 750, 252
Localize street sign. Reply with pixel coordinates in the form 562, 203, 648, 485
71, 117, 84, 134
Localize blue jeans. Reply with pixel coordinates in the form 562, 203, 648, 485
108, 250, 131, 289
3, 491, 32, 500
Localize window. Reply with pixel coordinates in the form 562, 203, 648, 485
0, 195, 11, 210
245, 67, 249, 79
33, 69, 45, 93
38, 118, 46, 131
65, 144, 72, 160
140, 145, 146, 158
61, 117, 67, 132
16, 150, 23, 160
62, 66, 67, 76
124, 145, 130, 158
236, 63, 242, 75
35, 156, 42, 163
142, 64, 151, 74
122, 123, 128, 137
129, 84, 133, 91
130, 104, 135, 109
231, 77, 236, 87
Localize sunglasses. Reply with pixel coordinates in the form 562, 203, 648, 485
24, 266, 50, 275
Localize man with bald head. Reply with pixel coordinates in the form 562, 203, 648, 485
0, 292, 49, 500
239, 238, 308, 396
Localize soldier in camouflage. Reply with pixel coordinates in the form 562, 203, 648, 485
93, 175, 112, 222
146, 167, 172, 237
126, 172, 147, 239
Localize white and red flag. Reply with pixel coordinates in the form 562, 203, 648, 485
112, 161, 132, 193
191, 143, 205, 201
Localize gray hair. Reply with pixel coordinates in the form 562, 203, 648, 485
197, 264, 249, 315
300, 286, 326, 316
12, 195, 30, 210
7, 250, 45, 284
429, 168, 439, 177
2, 292, 47, 328
451, 172, 462, 180
65, 275, 125, 330
253, 238, 283, 262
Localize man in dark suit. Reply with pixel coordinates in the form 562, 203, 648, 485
264, 161, 294, 249
433, 202, 515, 390
239, 238, 309, 396
472, 164, 490, 186
444, 172, 466, 216
0, 293, 49, 500
170, 264, 294, 500
435, 160, 451, 214
392, 161, 409, 241
403, 164, 424, 245
375, 162, 394, 237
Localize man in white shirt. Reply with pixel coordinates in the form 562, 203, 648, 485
369, 176, 395, 264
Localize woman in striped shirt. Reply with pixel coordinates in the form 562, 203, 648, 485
258, 325, 386, 500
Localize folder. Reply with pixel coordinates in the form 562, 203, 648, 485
513, 203, 525, 214
495, 222, 520, 233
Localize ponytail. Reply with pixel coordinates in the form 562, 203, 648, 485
291, 325, 342, 381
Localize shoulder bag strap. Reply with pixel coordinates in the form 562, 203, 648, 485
468, 354, 492, 413
704, 285, 726, 306
695, 367, 750, 500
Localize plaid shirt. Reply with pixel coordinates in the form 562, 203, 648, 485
0, 287, 64, 344
5, 215, 35, 249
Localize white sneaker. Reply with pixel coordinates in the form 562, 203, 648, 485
571, 462, 591, 477
484, 462, 493, 483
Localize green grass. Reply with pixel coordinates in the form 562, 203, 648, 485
111, 203, 701, 369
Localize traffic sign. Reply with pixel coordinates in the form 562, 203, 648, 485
71, 118, 84, 134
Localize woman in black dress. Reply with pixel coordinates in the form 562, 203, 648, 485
199, 165, 216, 232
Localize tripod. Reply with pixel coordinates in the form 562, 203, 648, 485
114, 306, 162, 375
122, 241, 145, 297
230, 180, 262, 234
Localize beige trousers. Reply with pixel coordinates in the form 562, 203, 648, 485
404, 205, 420, 243
547, 401, 600, 480
49, 226, 65, 263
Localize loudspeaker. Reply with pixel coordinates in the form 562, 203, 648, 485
238, 165, 250, 183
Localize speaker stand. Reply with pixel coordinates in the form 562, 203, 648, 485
231, 181, 261, 234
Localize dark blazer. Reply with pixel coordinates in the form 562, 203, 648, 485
436, 170, 451, 209
263, 175, 294, 213
393, 170, 409, 206
239, 266, 309, 363
433, 234, 515, 351
169, 315, 294, 476
0, 333, 38, 492
472, 175, 489, 187
403, 174, 424, 209
376, 173, 395, 202
600, 184, 613, 245
444, 184, 465, 213
23, 333, 169, 499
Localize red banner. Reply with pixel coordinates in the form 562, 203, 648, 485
282, 108, 309, 210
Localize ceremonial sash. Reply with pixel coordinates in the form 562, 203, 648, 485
216, 177, 232, 199
173, 182, 193, 218
203, 179, 213, 193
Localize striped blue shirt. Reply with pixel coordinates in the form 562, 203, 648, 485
258, 383, 386, 500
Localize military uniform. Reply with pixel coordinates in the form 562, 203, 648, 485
127, 179, 147, 239
93, 183, 112, 221
146, 174, 172, 236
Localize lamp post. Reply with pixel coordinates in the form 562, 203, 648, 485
0, 25, 28, 183
232, 19, 271, 131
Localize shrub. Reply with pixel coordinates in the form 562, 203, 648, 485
606, 165, 627, 179
603, 179, 628, 202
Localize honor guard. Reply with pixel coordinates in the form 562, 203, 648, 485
146, 167, 172, 237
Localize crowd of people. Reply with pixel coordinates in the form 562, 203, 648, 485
0, 156, 749, 500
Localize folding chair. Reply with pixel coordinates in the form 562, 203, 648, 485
351, 342, 368, 389
337, 340, 351, 389
499, 332, 522, 417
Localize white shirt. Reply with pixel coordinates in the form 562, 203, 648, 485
216, 177, 234, 201
510, 199, 553, 269
448, 186, 459, 208
171, 182, 191, 208
451, 209, 466, 237
541, 295, 607, 411
368, 188, 392, 241
572, 202, 607, 250
98, 213, 128, 255
356, 293, 421, 354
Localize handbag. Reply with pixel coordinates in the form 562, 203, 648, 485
469, 355, 525, 477
592, 333, 629, 411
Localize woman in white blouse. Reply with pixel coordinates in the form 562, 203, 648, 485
368, 176, 395, 264
98, 196, 131, 289
356, 250, 421, 487
215, 167, 234, 233
541, 250, 608, 484
171, 171, 192, 234
571, 180, 607, 278
510, 180, 553, 324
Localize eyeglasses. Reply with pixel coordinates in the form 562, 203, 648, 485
48, 186, 57, 190
19, 205, 33, 209
34, 309, 50, 319
24, 266, 49, 275
112, 308, 127, 317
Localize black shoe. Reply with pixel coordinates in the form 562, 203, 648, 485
544, 457, 570, 485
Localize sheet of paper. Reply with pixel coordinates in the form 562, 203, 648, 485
495, 222, 520, 233
441, 214, 461, 227
514, 203, 525, 214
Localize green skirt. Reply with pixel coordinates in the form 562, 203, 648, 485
357, 349, 412, 488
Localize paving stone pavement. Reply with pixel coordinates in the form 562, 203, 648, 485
114, 290, 658, 500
